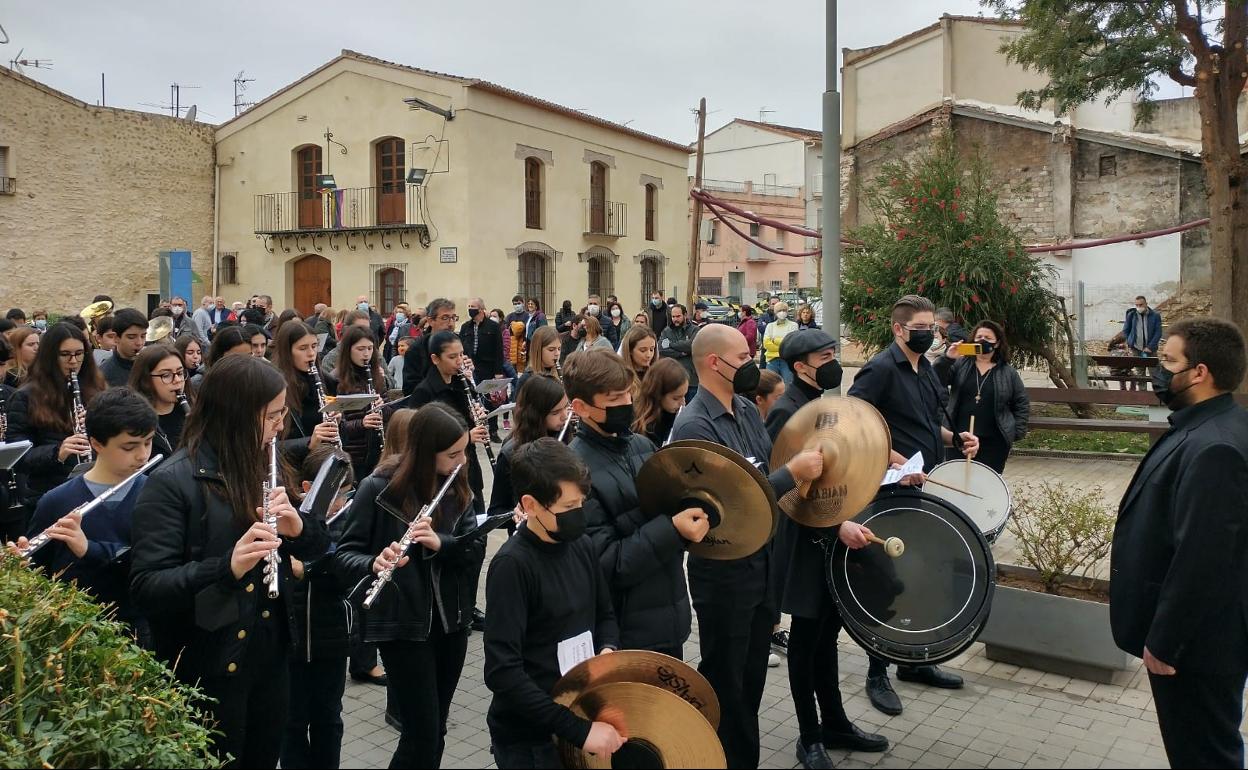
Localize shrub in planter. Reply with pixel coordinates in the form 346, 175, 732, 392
1008, 481, 1115, 595
0, 551, 222, 768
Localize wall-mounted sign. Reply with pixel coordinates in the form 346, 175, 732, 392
439, 247, 458, 264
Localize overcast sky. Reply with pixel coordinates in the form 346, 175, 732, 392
1, 0, 1004, 141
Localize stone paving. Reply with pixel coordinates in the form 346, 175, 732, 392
333, 439, 1240, 769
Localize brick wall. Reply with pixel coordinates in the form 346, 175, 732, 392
0, 70, 215, 313
1072, 140, 1180, 236
951, 115, 1056, 243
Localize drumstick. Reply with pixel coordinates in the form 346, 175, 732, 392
924, 477, 984, 499
866, 534, 905, 558
965, 415, 976, 487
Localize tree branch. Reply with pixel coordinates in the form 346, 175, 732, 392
1172, 0, 1212, 58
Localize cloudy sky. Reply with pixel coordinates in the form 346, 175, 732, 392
2, 0, 1000, 141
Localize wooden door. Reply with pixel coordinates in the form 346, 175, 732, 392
590, 161, 606, 233
293, 255, 332, 317
297, 146, 323, 229
376, 138, 405, 225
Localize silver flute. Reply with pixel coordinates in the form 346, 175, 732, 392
68, 370, 93, 464
365, 367, 385, 453
20, 454, 164, 558
662, 404, 686, 447
262, 437, 281, 598
362, 463, 462, 610
308, 362, 341, 448
556, 403, 577, 443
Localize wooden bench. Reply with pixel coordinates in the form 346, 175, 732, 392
1025, 387, 1168, 440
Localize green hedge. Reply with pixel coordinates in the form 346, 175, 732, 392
0, 551, 222, 768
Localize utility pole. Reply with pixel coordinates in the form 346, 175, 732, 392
688, 98, 707, 309
822, 0, 842, 373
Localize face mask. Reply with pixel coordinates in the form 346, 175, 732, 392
651, 298, 662, 307
776, 311, 788, 321
814, 360, 843, 390
1153, 365, 1196, 410
715, 356, 761, 394
541, 505, 586, 543
172, 307, 185, 317
514, 303, 525, 314
490, 315, 501, 324
357, 302, 370, 313
611, 308, 622, 318
395, 312, 407, 324
975, 340, 996, 356
592, 403, 634, 435
34, 319, 47, 330
1136, 307, 1147, 315
469, 308, 481, 319
904, 329, 934, 355
588, 304, 600, 316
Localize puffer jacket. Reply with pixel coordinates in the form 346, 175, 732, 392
571, 423, 691, 651
333, 472, 485, 642
129, 445, 330, 681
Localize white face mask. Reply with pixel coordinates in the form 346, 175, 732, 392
357, 302, 369, 313
514, 303, 525, 314
172, 306, 185, 317
588, 304, 600, 315
611, 308, 621, 318
395, 312, 407, 324
776, 311, 788, 321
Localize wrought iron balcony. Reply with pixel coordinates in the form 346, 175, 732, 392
0, 177, 15, 195
583, 199, 627, 237
254, 186, 424, 235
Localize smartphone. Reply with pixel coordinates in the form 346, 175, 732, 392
955, 342, 982, 356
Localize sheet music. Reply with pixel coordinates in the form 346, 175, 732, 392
880, 451, 923, 486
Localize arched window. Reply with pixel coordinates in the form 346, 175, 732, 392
375, 137, 405, 225
295, 145, 323, 229
589, 161, 608, 233
639, 250, 665, 308
525, 157, 542, 229
584, 246, 616, 300
645, 183, 657, 241
377, 267, 404, 315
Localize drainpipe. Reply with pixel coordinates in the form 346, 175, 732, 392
212, 162, 221, 297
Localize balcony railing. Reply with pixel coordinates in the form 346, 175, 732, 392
0, 177, 14, 195
584, 199, 627, 237
254, 186, 423, 235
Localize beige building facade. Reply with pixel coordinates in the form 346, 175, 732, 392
0, 68, 216, 313
214, 50, 689, 319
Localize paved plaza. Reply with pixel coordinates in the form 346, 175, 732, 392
329, 451, 1247, 769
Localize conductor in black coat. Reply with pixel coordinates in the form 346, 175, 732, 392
402, 299, 458, 396
1110, 318, 1248, 769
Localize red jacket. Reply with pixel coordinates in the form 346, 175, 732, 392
738, 317, 758, 358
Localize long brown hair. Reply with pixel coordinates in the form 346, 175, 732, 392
379, 407, 417, 463
8, 327, 38, 382
127, 344, 185, 408
377, 403, 471, 531
526, 326, 560, 374
512, 374, 565, 446
272, 321, 316, 415
182, 355, 289, 528
25, 322, 104, 433
632, 357, 688, 434
335, 325, 385, 395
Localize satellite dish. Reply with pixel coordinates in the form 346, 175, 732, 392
184, 104, 197, 122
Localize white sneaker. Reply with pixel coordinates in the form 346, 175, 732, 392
768, 652, 781, 668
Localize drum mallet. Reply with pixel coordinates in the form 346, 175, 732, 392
866, 534, 905, 558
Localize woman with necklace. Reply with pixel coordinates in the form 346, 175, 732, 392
944, 320, 1029, 473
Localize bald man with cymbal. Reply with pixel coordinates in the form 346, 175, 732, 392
668, 323, 823, 770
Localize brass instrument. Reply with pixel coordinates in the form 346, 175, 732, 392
362, 463, 462, 609
79, 300, 113, 337
365, 367, 385, 453
145, 316, 175, 344
262, 437, 281, 598
20, 454, 164, 558
456, 357, 497, 468
307, 362, 341, 448
68, 371, 92, 464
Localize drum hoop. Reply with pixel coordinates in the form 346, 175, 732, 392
927, 459, 1013, 529
844, 505, 980, 635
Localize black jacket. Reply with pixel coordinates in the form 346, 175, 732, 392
944, 358, 1030, 445
401, 334, 432, 396
409, 366, 485, 499
554, 307, 577, 335
659, 322, 698, 386
7, 386, 75, 507
571, 424, 691, 651
280, 369, 335, 468
333, 473, 485, 642
129, 445, 330, 680
459, 318, 506, 381
289, 506, 354, 662
326, 366, 387, 481
1110, 394, 1248, 670
648, 302, 670, 334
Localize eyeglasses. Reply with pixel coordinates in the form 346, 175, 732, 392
903, 324, 934, 332
57, 351, 86, 360
265, 406, 290, 425
436, 314, 459, 322
151, 369, 187, 384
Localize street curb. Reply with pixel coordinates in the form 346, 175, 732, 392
1012, 448, 1142, 462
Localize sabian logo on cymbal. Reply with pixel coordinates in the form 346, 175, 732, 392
683, 462, 704, 476
815, 413, 840, 429
704, 535, 731, 545
655, 665, 708, 710
807, 485, 847, 501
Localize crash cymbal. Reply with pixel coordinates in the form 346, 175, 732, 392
637, 440, 779, 560
769, 396, 892, 528
552, 650, 720, 729
558, 682, 727, 769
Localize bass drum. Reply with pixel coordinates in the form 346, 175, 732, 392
826, 489, 995, 666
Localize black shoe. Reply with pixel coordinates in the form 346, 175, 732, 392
350, 670, 388, 686
770, 628, 790, 655
866, 674, 903, 715
896, 664, 964, 689
384, 710, 403, 731
472, 608, 487, 632
823, 723, 889, 753
796, 740, 834, 769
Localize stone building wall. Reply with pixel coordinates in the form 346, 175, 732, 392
0, 69, 216, 314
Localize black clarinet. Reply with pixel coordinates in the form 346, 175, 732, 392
308, 362, 341, 448
365, 367, 385, 453
456, 358, 497, 468
176, 390, 191, 416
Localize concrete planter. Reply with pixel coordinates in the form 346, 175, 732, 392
979, 566, 1135, 683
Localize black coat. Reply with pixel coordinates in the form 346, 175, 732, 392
280, 369, 335, 469
129, 445, 330, 681
571, 424, 691, 651
333, 473, 485, 642
401, 334, 432, 396
289, 507, 354, 662
7, 386, 75, 508
459, 318, 506, 381
554, 307, 577, 335
944, 358, 1030, 445
1110, 394, 1248, 670
409, 366, 486, 501
648, 303, 670, 334
325, 366, 388, 481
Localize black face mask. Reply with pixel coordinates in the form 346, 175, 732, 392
593, 403, 634, 435
814, 360, 843, 390
1153, 365, 1195, 410
542, 505, 586, 542
716, 356, 761, 394
975, 340, 996, 356
904, 329, 934, 355
468, 308, 481, 319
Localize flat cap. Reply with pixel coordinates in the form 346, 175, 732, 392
779, 328, 837, 364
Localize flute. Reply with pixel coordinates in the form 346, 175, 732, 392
262, 437, 281, 599
456, 357, 497, 468
308, 362, 341, 448
20, 454, 164, 558
362, 464, 462, 609
556, 403, 577, 443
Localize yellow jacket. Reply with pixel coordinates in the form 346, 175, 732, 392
762, 319, 797, 358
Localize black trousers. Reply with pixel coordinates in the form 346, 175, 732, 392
280, 656, 347, 769
493, 740, 562, 769
197, 619, 290, 769
377, 621, 470, 769
1150, 666, 1248, 768
692, 595, 773, 770
788, 609, 852, 746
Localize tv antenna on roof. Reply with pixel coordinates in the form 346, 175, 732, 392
233, 70, 255, 116
758, 107, 775, 123
9, 49, 53, 72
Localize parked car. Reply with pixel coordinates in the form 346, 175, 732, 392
696, 295, 737, 323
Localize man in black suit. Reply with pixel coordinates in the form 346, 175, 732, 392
460, 296, 506, 442
1111, 317, 1248, 769
401, 298, 457, 396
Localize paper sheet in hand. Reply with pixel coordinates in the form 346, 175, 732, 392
0, 440, 32, 470
557, 630, 595, 676
880, 451, 924, 486
475, 379, 512, 396
319, 393, 378, 414
486, 402, 516, 420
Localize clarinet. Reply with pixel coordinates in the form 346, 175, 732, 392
365, 367, 385, 453
20, 454, 164, 558
307, 362, 341, 448
262, 437, 281, 599
362, 463, 462, 609
69, 371, 93, 464
456, 357, 497, 468
175, 390, 191, 416
555, 359, 562, 382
